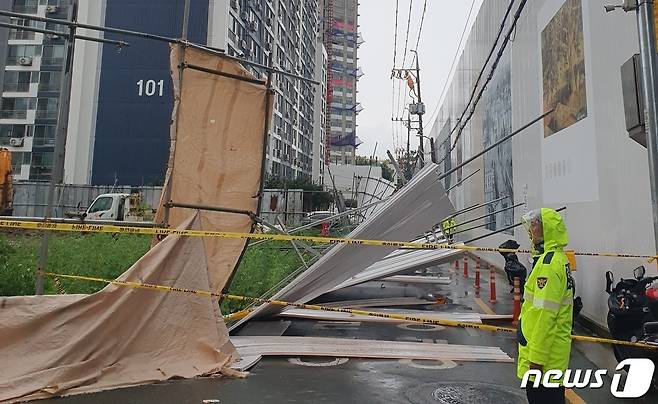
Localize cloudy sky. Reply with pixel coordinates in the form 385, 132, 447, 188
357, 0, 484, 159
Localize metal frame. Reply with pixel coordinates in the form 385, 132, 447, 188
0, 9, 319, 85
182, 63, 267, 86
0, 22, 128, 47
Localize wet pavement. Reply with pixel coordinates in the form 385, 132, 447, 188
43, 260, 658, 403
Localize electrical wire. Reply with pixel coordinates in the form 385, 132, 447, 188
423, 0, 477, 132
400, 0, 414, 69
448, 0, 527, 153
414, 0, 427, 51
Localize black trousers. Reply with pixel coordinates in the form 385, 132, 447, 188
525, 385, 565, 404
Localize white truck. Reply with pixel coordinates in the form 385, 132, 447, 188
84, 193, 154, 222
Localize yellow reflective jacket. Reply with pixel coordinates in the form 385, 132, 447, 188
442, 218, 456, 236
516, 208, 574, 381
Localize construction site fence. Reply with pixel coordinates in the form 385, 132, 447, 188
10, 182, 314, 225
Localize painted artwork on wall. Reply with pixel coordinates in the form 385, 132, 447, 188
483, 54, 513, 234
541, 0, 587, 137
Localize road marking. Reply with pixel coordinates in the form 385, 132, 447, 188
474, 297, 496, 315
565, 388, 586, 404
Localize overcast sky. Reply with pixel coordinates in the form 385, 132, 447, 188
357, 0, 484, 159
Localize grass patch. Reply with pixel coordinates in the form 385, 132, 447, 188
0, 229, 322, 308
0, 232, 150, 296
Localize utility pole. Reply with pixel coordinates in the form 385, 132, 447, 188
607, 0, 658, 254
411, 50, 425, 167
35, 1, 78, 294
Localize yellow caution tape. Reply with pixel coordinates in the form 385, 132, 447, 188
41, 271, 658, 350
2, 219, 657, 261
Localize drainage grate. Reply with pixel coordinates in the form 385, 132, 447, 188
406, 382, 526, 404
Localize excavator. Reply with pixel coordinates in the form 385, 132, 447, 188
0, 148, 13, 216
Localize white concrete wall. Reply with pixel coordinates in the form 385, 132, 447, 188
63, 0, 105, 184
428, 0, 654, 328
207, 0, 229, 49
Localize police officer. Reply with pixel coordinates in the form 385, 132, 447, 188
517, 208, 574, 404
441, 217, 457, 242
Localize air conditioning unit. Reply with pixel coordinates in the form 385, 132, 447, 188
45, 33, 60, 40
240, 11, 249, 21
266, 17, 273, 27
17, 57, 33, 66
9, 137, 24, 147
230, 0, 238, 9
45, 5, 59, 13
264, 42, 272, 52
248, 21, 257, 31
240, 39, 248, 49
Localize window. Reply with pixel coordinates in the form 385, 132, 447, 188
10, 151, 31, 172
33, 124, 55, 146
88, 197, 113, 213
7, 44, 41, 64
41, 44, 65, 65
36, 97, 58, 119
29, 150, 53, 180
3, 71, 33, 92
38, 71, 61, 91
0, 124, 30, 140
0, 97, 35, 119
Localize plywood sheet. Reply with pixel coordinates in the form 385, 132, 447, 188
232, 336, 512, 363
278, 308, 482, 324
382, 275, 452, 284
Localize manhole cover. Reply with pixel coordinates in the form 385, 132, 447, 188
406, 382, 526, 404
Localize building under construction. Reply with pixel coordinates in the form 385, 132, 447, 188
322, 0, 361, 166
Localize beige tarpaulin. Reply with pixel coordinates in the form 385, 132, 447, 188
0, 45, 271, 401
154, 44, 270, 294
0, 214, 236, 402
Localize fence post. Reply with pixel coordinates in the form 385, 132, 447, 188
489, 263, 497, 304
474, 257, 481, 291
512, 276, 521, 325
463, 255, 468, 279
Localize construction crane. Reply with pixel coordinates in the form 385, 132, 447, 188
0, 148, 13, 215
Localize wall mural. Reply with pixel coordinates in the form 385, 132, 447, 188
541, 0, 587, 137
483, 54, 513, 234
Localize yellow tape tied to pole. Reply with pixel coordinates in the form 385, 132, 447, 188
2, 219, 657, 262
42, 271, 658, 351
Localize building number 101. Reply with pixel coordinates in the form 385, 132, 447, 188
137, 79, 164, 97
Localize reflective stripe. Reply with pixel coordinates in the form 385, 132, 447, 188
524, 291, 534, 302
532, 297, 561, 312
562, 295, 573, 306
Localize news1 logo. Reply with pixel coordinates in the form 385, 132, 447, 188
521, 358, 655, 398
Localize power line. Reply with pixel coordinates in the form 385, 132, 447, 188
414, 0, 427, 51
392, 0, 399, 68
400, 0, 414, 69
448, 0, 527, 152
423, 0, 477, 132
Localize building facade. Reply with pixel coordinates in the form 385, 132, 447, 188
0, 0, 72, 181
323, 0, 360, 166
428, 0, 655, 329
224, 0, 322, 181
1, 0, 326, 185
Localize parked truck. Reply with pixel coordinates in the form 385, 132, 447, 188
84, 192, 154, 222
0, 148, 12, 216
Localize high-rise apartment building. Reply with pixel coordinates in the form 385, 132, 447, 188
0, 0, 325, 185
225, 0, 322, 181
0, 0, 73, 181
322, 0, 361, 165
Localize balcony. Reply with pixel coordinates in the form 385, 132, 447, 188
9, 31, 36, 40
12, 6, 38, 14
40, 57, 64, 67
3, 83, 31, 92
35, 110, 57, 119
0, 110, 28, 119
